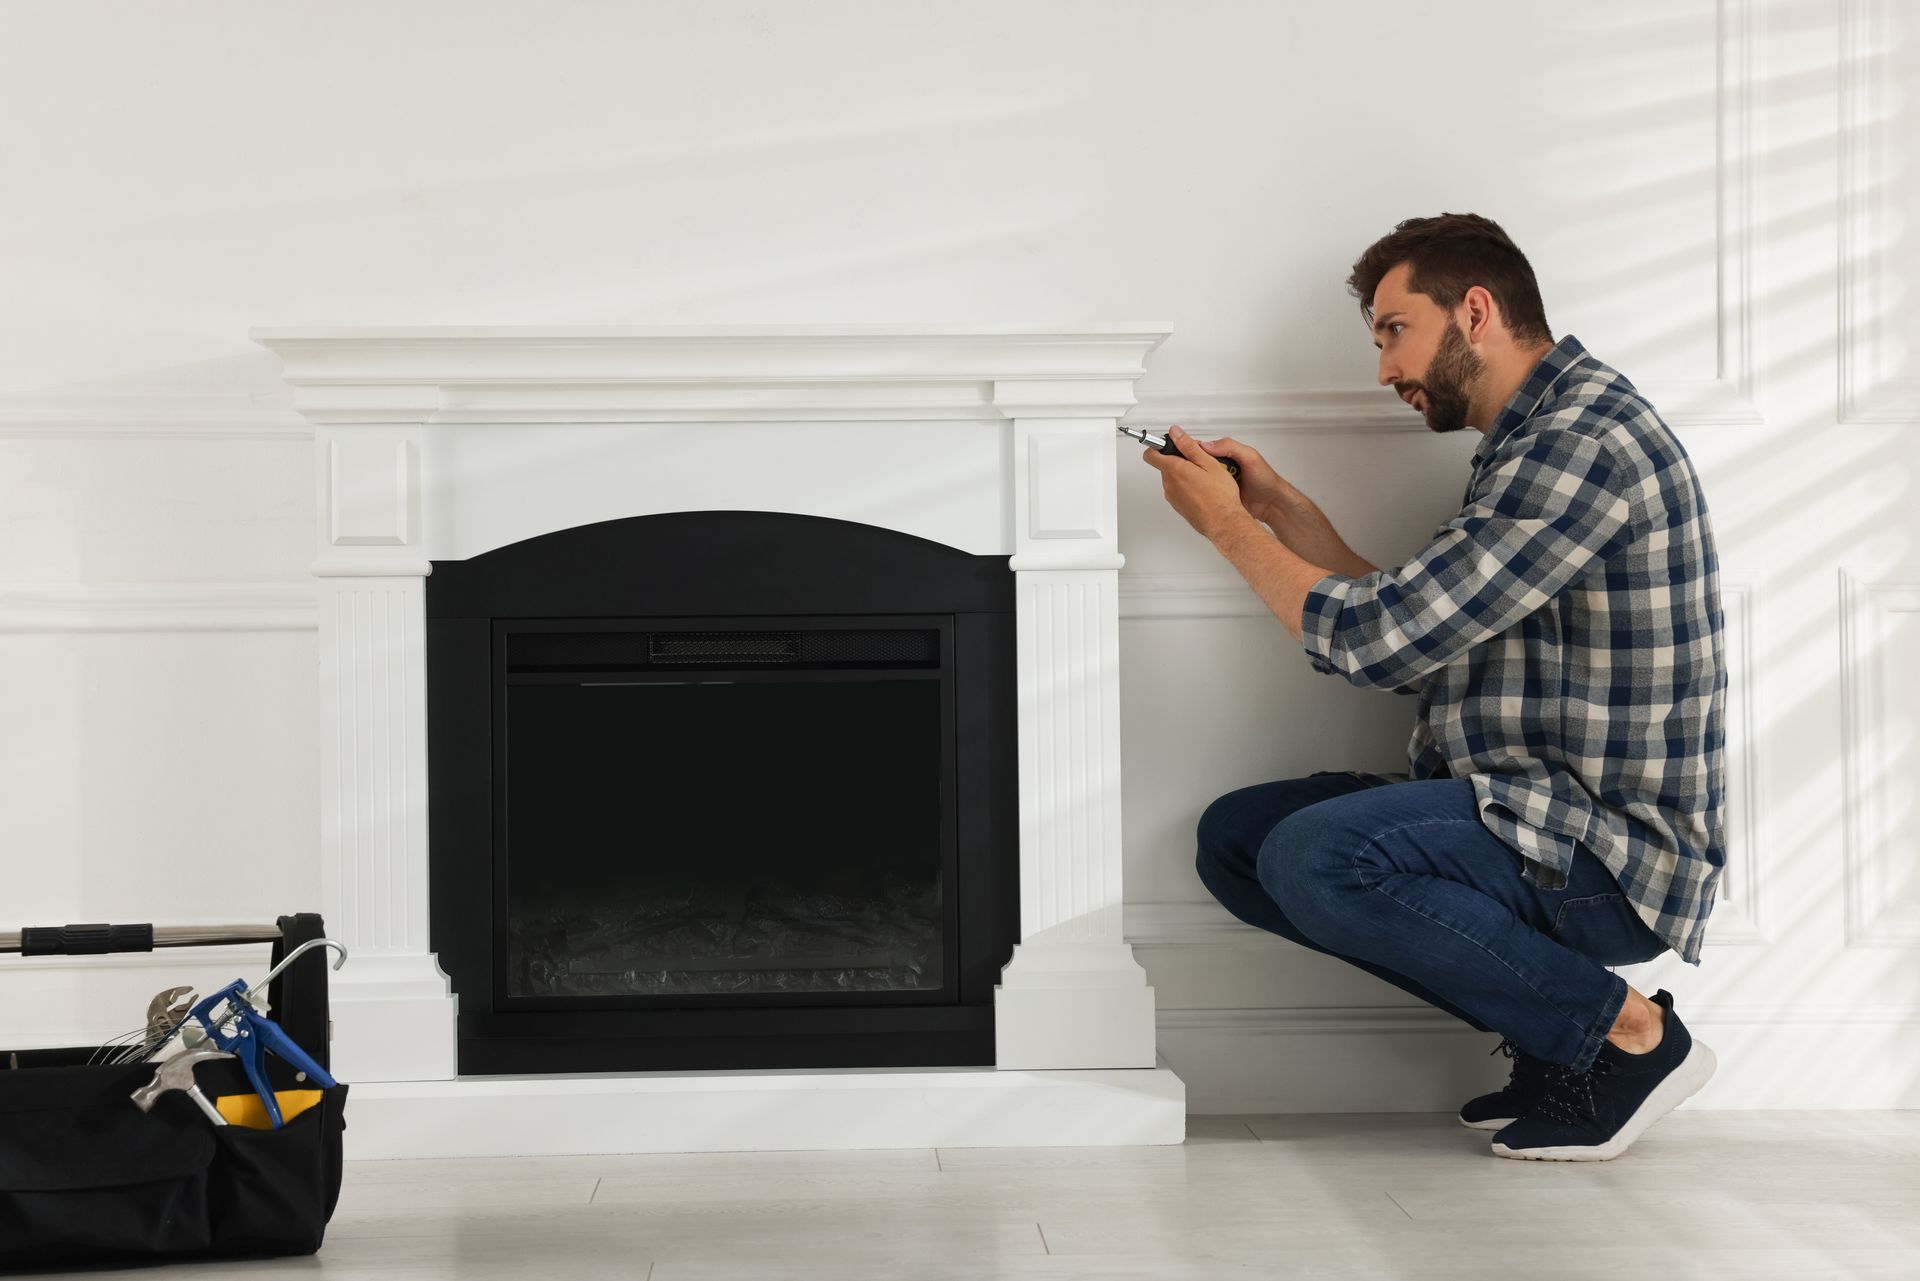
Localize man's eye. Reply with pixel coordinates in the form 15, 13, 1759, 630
1389, 323, 1405, 336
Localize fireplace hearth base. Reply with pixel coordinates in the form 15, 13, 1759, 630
344, 1063, 1185, 1159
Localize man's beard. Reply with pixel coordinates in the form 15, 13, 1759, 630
1397, 320, 1481, 434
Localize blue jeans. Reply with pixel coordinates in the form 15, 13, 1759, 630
1194, 772, 1670, 1070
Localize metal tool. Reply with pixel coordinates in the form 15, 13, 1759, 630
193, 938, 348, 1044
130, 1049, 234, 1126
128, 986, 197, 1065
146, 985, 195, 1034
188, 981, 338, 1128
91, 985, 198, 1068
1118, 424, 1242, 479
87, 1025, 156, 1067
252, 938, 347, 994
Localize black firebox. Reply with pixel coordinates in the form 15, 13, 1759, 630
425, 511, 1019, 1074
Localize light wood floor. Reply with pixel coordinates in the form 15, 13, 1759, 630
58, 1112, 1920, 1279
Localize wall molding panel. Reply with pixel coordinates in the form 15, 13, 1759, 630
1838, 566, 1920, 946
1839, 0, 1920, 425
1708, 579, 1768, 944
1128, 0, 1758, 437
1708, 0, 1758, 423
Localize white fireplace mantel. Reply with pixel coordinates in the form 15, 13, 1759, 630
251, 324, 1185, 1156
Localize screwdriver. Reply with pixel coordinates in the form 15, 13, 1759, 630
1118, 425, 1241, 479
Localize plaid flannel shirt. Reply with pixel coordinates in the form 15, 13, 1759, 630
1300, 334, 1727, 964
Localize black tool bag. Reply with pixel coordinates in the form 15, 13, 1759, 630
0, 913, 349, 1270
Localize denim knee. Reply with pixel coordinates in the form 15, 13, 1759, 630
1194, 787, 1253, 872
1256, 804, 1347, 941
1190, 787, 1267, 875
1193, 796, 1236, 902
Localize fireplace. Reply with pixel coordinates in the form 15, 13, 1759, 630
252, 325, 1183, 1157
426, 509, 1020, 1072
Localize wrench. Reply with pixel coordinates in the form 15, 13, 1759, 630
136, 985, 196, 1062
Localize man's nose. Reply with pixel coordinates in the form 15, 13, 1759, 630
1378, 355, 1400, 387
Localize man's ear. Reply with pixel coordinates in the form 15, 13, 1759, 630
1462, 285, 1498, 344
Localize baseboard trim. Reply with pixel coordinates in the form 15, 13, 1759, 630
1159, 1008, 1920, 1112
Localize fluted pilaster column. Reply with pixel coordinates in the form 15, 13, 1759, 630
993, 382, 1156, 1070
310, 430, 456, 1081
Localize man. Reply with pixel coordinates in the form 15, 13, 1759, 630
1146, 212, 1725, 1161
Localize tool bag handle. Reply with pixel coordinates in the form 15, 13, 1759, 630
1, 915, 332, 1072
0, 923, 284, 956
13, 922, 155, 956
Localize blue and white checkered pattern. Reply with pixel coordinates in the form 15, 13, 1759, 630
1300, 334, 1726, 965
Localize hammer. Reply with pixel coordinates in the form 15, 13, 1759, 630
130, 1049, 234, 1126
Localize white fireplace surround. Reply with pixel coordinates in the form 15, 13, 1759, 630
250, 324, 1186, 1157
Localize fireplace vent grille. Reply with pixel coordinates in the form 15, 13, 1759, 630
650, 631, 801, 664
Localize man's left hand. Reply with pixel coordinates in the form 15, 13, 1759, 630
1143, 425, 1253, 544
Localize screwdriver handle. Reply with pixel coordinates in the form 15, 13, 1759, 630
1156, 436, 1241, 480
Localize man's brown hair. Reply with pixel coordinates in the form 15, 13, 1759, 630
1347, 213, 1553, 347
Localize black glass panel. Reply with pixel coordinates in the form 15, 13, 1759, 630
504, 677, 944, 999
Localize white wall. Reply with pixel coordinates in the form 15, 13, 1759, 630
4, 0, 1917, 1108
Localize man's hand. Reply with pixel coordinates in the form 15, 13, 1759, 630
1136, 426, 1351, 645
1194, 434, 1289, 527
1195, 432, 1380, 579
1142, 425, 1257, 545
1141, 424, 1345, 645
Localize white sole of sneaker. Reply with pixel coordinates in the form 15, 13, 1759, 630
1490, 1038, 1718, 1162
1460, 1115, 1514, 1131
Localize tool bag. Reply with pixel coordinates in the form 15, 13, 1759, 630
0, 913, 349, 1270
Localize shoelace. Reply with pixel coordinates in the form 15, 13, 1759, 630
1489, 1037, 1547, 1092
1532, 1056, 1616, 1125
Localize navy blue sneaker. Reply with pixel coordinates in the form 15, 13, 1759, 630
1458, 1037, 1554, 1131
1490, 989, 1717, 1161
